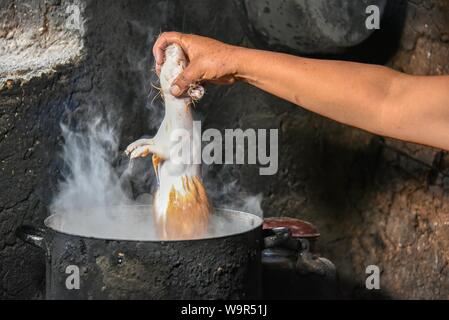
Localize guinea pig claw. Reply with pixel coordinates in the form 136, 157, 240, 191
125, 138, 155, 158
188, 84, 205, 101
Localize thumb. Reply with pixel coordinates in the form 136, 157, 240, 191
171, 63, 203, 96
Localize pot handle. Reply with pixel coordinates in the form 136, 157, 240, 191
16, 225, 46, 250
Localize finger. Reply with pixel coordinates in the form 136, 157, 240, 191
153, 32, 185, 65
171, 63, 204, 96
209, 77, 236, 85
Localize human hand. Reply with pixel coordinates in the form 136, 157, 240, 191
153, 32, 242, 96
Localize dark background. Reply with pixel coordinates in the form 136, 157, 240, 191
1, 0, 449, 299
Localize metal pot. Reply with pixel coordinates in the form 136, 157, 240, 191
237, 0, 388, 54
17, 206, 263, 300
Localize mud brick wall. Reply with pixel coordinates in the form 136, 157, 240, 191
174, 0, 449, 299
1, 0, 449, 299
347, 0, 449, 298
0, 0, 167, 299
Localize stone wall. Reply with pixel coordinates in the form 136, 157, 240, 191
1, 0, 449, 299
0, 0, 167, 299
172, 0, 449, 299
347, 0, 449, 299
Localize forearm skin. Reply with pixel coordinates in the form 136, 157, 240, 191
233, 47, 449, 150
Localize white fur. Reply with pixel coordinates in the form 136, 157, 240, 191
126, 44, 203, 225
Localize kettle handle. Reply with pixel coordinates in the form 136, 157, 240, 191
16, 225, 46, 250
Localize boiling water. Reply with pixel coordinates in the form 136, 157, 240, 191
46, 206, 262, 241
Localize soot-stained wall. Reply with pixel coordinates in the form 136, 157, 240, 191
1, 0, 449, 299
0, 0, 167, 299
170, 0, 449, 299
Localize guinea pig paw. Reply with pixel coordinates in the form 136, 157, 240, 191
125, 138, 154, 157
130, 146, 151, 159
188, 84, 205, 101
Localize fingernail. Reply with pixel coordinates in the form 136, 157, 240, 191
170, 85, 181, 96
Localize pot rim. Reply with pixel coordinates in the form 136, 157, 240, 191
44, 205, 263, 243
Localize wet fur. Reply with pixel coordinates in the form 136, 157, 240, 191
126, 44, 211, 240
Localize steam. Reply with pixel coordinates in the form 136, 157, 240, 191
49, 112, 263, 240
49, 29, 263, 240
204, 174, 264, 217
50, 117, 131, 214
49, 114, 159, 240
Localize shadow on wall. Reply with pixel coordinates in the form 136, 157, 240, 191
344, 0, 408, 64
232, 0, 408, 64
167, 0, 437, 300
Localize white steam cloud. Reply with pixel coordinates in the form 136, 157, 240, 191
49, 113, 263, 241
50, 117, 131, 214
